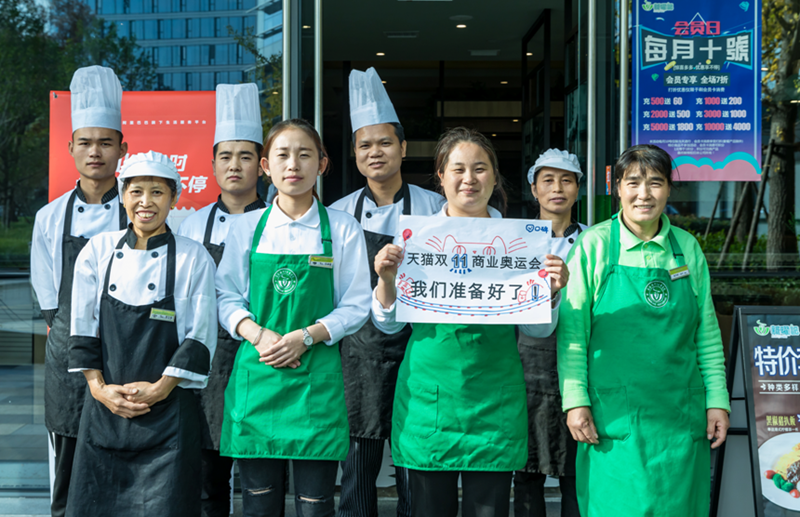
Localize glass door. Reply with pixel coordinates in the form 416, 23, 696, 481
521, 10, 551, 202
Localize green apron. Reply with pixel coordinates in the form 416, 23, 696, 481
578, 214, 707, 516
391, 323, 528, 471
220, 201, 350, 460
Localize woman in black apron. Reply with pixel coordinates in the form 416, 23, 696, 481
66, 151, 217, 517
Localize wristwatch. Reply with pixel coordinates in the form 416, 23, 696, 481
301, 327, 314, 347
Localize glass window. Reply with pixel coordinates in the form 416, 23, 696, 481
158, 19, 170, 39
173, 72, 186, 90
159, 46, 172, 66
179, 46, 187, 66
144, 0, 153, 13
187, 19, 199, 38
130, 0, 143, 13
186, 0, 198, 11
187, 45, 200, 66
159, 0, 171, 12
200, 18, 213, 38
245, 15, 255, 30
243, 49, 255, 65
117, 20, 130, 38
144, 20, 157, 39
101, 0, 116, 14
215, 71, 228, 85
172, 19, 185, 39
122, 0, 130, 13
131, 20, 144, 40
229, 17, 242, 34
215, 44, 228, 65
201, 72, 214, 90
201, 45, 210, 65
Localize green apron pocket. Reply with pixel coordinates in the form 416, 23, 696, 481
309, 372, 347, 429
229, 370, 248, 423
686, 387, 707, 441
501, 384, 528, 440
588, 386, 631, 441
404, 383, 438, 438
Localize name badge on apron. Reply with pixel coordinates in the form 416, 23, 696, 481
150, 308, 176, 322
669, 265, 690, 281
309, 256, 334, 269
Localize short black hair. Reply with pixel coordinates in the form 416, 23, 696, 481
613, 144, 676, 198
122, 176, 178, 198
213, 140, 264, 159
352, 122, 405, 145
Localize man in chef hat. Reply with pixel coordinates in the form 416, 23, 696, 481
31, 65, 129, 517
175, 82, 266, 517
329, 67, 445, 517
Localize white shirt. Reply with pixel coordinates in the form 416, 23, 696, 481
69, 229, 218, 389
329, 184, 446, 237
31, 186, 126, 311
371, 202, 561, 337
176, 198, 267, 250
552, 223, 589, 259
216, 199, 372, 345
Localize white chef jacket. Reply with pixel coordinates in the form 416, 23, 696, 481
550, 222, 588, 260
329, 183, 446, 236
216, 199, 372, 345
31, 184, 126, 311
371, 203, 561, 337
69, 228, 218, 389
175, 197, 267, 250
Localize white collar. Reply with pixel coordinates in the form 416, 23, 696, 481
267, 197, 321, 229
438, 202, 502, 219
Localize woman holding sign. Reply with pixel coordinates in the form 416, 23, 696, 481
215, 119, 371, 517
557, 144, 730, 517
372, 127, 568, 517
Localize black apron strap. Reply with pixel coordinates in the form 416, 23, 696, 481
102, 232, 177, 298
118, 204, 127, 230
63, 190, 79, 239
400, 181, 411, 216
353, 188, 369, 222
203, 204, 219, 248
354, 182, 412, 221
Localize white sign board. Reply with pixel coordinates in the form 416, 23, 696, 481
395, 215, 552, 325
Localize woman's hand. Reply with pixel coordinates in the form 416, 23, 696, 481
567, 406, 599, 444
375, 244, 403, 284
123, 376, 181, 406
545, 254, 569, 295
83, 370, 150, 419
707, 408, 730, 449
260, 329, 307, 368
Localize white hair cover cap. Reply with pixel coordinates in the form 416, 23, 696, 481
70, 65, 123, 133
214, 83, 263, 145
118, 151, 183, 202
349, 67, 400, 134
527, 148, 584, 185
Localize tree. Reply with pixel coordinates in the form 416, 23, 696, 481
762, 1, 800, 269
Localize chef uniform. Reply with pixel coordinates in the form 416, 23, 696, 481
66, 151, 217, 517
372, 204, 561, 517
329, 67, 445, 517
514, 151, 587, 517
557, 212, 730, 517
175, 83, 266, 517
216, 198, 371, 516
30, 65, 127, 517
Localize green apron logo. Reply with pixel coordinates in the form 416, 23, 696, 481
273, 268, 298, 294
644, 280, 669, 308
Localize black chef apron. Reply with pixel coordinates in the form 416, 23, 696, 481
66, 233, 202, 517
516, 226, 583, 477
45, 190, 126, 437
195, 203, 241, 450
340, 183, 414, 439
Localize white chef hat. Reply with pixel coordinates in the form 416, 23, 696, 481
527, 148, 584, 185
214, 83, 263, 146
118, 151, 183, 202
349, 67, 400, 134
70, 66, 123, 133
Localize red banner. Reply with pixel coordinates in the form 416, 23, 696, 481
48, 91, 218, 212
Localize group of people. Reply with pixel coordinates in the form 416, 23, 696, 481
30, 64, 732, 517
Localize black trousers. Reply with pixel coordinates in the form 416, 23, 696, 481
339, 437, 411, 517
408, 469, 513, 517
201, 449, 234, 517
238, 458, 337, 517
50, 433, 77, 517
512, 472, 580, 517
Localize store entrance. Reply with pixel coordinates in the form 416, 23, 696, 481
316, 0, 572, 215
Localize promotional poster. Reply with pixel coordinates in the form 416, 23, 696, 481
632, 0, 762, 181
395, 215, 552, 325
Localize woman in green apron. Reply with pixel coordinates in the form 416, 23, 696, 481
372, 127, 569, 517
215, 119, 372, 517
557, 144, 730, 517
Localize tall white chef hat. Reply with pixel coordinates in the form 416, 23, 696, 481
118, 151, 183, 202
70, 65, 123, 133
214, 83, 263, 146
349, 67, 400, 134
527, 148, 584, 185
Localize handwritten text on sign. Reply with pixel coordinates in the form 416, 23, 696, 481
395, 215, 552, 325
